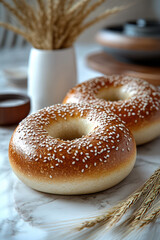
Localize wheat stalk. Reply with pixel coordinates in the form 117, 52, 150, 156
78, 168, 160, 231
36, 0, 47, 37
46, 0, 54, 49
66, 0, 75, 10
0, 0, 31, 29
64, 7, 125, 47
123, 200, 160, 234
138, 201, 160, 229
68, 0, 90, 15
125, 177, 160, 227
64, 6, 125, 47
79, 0, 107, 22
0, 0, 126, 49
57, 0, 91, 48
11, 0, 37, 30
80, 6, 125, 33
0, 21, 32, 42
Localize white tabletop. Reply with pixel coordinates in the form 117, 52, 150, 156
0, 44, 159, 240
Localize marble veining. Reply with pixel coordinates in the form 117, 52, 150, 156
13, 137, 160, 240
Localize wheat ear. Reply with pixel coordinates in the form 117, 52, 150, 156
125, 177, 160, 227
0, 0, 32, 29
0, 21, 33, 42
78, 168, 160, 231
11, 0, 37, 30
0, 0, 127, 49
80, 6, 125, 32
138, 201, 160, 229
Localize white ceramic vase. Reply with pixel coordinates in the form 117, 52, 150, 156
28, 47, 77, 112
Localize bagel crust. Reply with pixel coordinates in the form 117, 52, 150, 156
63, 75, 160, 145
9, 103, 136, 195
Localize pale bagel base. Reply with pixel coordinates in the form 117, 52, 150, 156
10, 152, 136, 195
133, 120, 160, 145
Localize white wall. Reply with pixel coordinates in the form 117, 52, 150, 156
78, 0, 158, 43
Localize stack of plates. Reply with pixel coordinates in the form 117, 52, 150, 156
96, 19, 160, 63
87, 19, 160, 86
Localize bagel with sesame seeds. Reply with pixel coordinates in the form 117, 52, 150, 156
9, 103, 136, 195
63, 75, 160, 145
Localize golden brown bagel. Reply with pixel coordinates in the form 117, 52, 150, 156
9, 103, 136, 195
63, 75, 160, 145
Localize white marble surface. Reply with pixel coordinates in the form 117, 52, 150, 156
0, 44, 160, 240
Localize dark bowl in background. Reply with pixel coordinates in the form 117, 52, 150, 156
96, 19, 160, 64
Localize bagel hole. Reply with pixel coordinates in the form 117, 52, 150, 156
96, 87, 131, 102
45, 118, 97, 141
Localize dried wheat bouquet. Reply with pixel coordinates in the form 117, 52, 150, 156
0, 0, 125, 49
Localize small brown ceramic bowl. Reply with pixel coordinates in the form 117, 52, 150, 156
0, 93, 30, 125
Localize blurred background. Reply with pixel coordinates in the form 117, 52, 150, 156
0, 0, 160, 86
0, 0, 159, 47
79, 0, 160, 43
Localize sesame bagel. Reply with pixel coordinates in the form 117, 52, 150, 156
63, 75, 160, 145
9, 103, 136, 195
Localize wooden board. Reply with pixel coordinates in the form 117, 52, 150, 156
96, 30, 160, 51
87, 52, 160, 86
